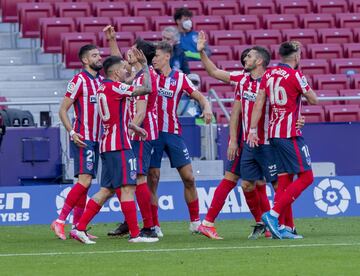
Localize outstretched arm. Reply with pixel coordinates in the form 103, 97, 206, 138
132, 49, 152, 97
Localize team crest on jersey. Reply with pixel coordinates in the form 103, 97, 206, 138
98, 84, 105, 91
130, 170, 137, 180
170, 78, 177, 86
158, 87, 174, 98
89, 95, 97, 103
67, 82, 75, 93
119, 84, 129, 92
86, 162, 93, 171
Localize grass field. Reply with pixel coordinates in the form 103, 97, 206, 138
1, 217, 360, 276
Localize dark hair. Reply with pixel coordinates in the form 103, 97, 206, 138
103, 56, 124, 76
134, 38, 156, 65
174, 7, 193, 22
240, 48, 251, 67
252, 46, 271, 68
78, 44, 98, 62
156, 41, 173, 56
279, 41, 301, 58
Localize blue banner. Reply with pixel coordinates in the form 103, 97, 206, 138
0, 176, 359, 225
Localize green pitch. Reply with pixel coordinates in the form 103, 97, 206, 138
1, 217, 359, 276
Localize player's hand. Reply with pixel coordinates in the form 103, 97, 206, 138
103, 25, 116, 41
247, 132, 259, 148
227, 139, 239, 161
132, 48, 147, 65
72, 132, 87, 148
197, 31, 207, 52
296, 115, 306, 129
202, 108, 213, 124
128, 123, 148, 140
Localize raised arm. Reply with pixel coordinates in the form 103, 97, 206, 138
131, 48, 152, 97
103, 25, 123, 58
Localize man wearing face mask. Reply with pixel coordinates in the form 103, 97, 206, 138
174, 8, 211, 62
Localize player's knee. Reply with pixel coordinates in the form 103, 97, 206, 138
148, 170, 160, 189
78, 174, 92, 187
241, 181, 256, 192
183, 174, 195, 189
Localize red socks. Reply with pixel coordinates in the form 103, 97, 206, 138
243, 189, 262, 223
256, 184, 270, 213
135, 182, 153, 228
187, 198, 200, 222
151, 204, 160, 226
205, 178, 237, 223
275, 174, 292, 226
72, 189, 88, 226
58, 183, 87, 221
121, 201, 140, 238
77, 199, 102, 231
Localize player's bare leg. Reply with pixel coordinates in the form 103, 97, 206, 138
147, 167, 163, 237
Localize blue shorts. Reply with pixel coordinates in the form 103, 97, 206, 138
71, 140, 99, 178
150, 132, 191, 169
100, 150, 137, 189
240, 143, 278, 182
270, 136, 312, 174
131, 140, 153, 175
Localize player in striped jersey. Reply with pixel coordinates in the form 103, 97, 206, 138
51, 44, 103, 241
248, 41, 318, 239
72, 54, 158, 244
148, 41, 212, 236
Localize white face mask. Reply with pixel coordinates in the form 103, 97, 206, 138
182, 19, 192, 31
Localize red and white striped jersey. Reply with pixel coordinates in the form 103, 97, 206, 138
157, 70, 196, 134
96, 79, 134, 153
128, 67, 158, 141
65, 70, 103, 142
260, 64, 311, 138
232, 71, 270, 145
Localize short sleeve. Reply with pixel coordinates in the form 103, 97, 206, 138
229, 70, 245, 86
295, 71, 311, 94
112, 82, 135, 98
65, 75, 83, 100
134, 74, 148, 101
182, 74, 196, 96
234, 83, 241, 101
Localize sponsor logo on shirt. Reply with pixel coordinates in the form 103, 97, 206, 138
243, 91, 257, 102
89, 95, 97, 103
158, 88, 174, 98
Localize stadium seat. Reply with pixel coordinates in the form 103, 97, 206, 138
314, 0, 348, 13
61, 32, 97, 69
209, 45, 233, 62
40, 17, 76, 53
209, 30, 246, 46
98, 47, 111, 60
225, 15, 260, 31
276, 0, 312, 15
263, 14, 299, 30
339, 89, 360, 104
330, 58, 360, 74
281, 28, 318, 45
217, 60, 243, 72
113, 17, 149, 32
151, 16, 176, 31
307, 43, 343, 59
318, 28, 354, 43
301, 106, 326, 123
299, 13, 335, 29
37, 0, 69, 3
98, 31, 134, 48
268, 59, 282, 68
192, 16, 224, 31
202, 77, 234, 94
1, 0, 32, 23
55, 3, 91, 18
350, 74, 360, 88
135, 31, 162, 42
76, 17, 112, 33
353, 28, 360, 42
247, 29, 282, 45
349, 0, 360, 12
93, 2, 128, 17
18, 3, 54, 39
212, 107, 228, 124
188, 61, 208, 77
130, 2, 165, 17
232, 45, 257, 60
242, 0, 276, 15
203, 1, 240, 16
336, 13, 360, 28
166, 1, 203, 16
343, 43, 360, 58
300, 59, 330, 75
325, 104, 360, 122
316, 90, 340, 106
313, 74, 350, 90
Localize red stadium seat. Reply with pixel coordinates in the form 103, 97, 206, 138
209, 45, 233, 62
313, 74, 350, 90
18, 3, 53, 39
247, 29, 282, 45
38, 0, 71, 3
299, 13, 335, 29
93, 2, 128, 17
135, 31, 162, 42
276, 0, 312, 15
350, 74, 360, 88
325, 104, 360, 122
166, 1, 203, 16
192, 16, 224, 31
113, 17, 149, 32
40, 17, 75, 53
349, 0, 360, 12
212, 107, 229, 124
130, 2, 165, 17
263, 14, 299, 30
188, 61, 208, 77
339, 89, 360, 104
61, 32, 97, 69
217, 60, 243, 72
316, 90, 340, 106
330, 58, 360, 74
343, 43, 360, 58
225, 15, 260, 31
314, 0, 348, 13
209, 30, 246, 46
151, 16, 176, 31
336, 13, 360, 28
281, 28, 318, 45
242, 0, 276, 15
318, 28, 354, 43
98, 47, 111, 60
55, 3, 91, 18
301, 106, 326, 122
76, 17, 112, 33
203, 1, 240, 16
307, 43, 343, 59
232, 45, 257, 60
98, 31, 134, 48
202, 76, 234, 94
300, 59, 330, 75
1, 0, 32, 23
